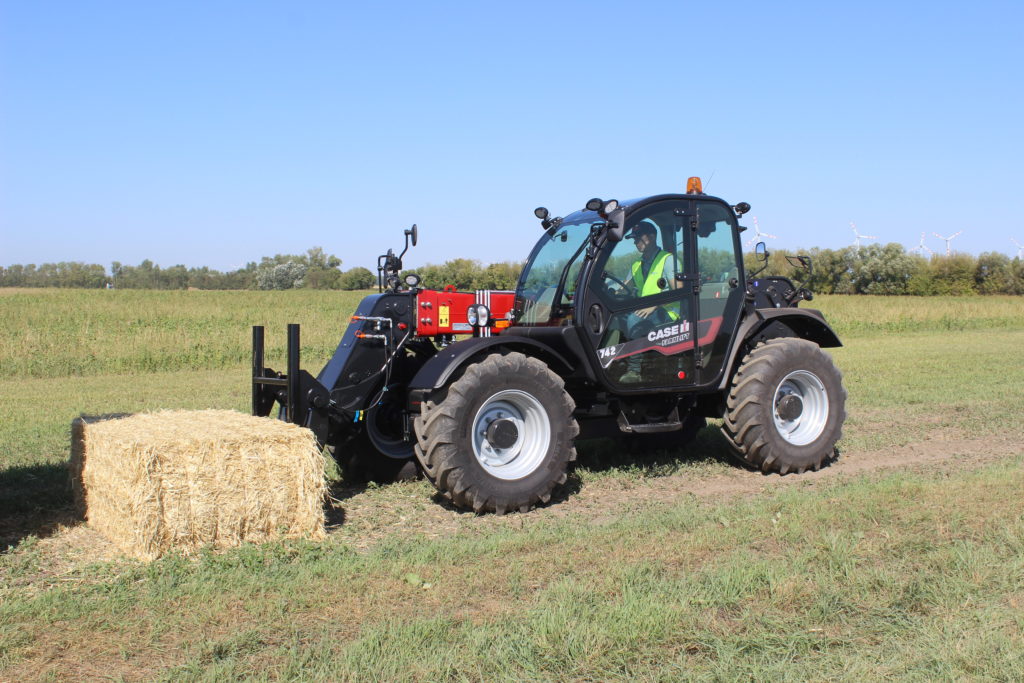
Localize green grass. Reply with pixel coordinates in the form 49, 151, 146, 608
0, 288, 370, 378
2, 464, 1022, 680
1, 290, 1023, 680
810, 293, 1024, 336
2, 289, 1020, 379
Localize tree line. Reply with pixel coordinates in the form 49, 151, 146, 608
1, 243, 1022, 295
748, 243, 1024, 295
0, 248, 377, 291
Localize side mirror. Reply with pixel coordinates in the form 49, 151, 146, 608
755, 241, 768, 261
405, 224, 418, 247
606, 208, 626, 242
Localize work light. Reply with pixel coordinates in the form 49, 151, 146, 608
467, 304, 490, 327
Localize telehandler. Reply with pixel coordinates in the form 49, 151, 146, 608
253, 178, 846, 513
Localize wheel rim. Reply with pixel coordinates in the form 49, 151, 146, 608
772, 370, 829, 446
471, 389, 551, 480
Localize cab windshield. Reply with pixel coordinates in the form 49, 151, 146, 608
514, 211, 600, 325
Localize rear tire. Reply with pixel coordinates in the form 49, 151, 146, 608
722, 338, 846, 474
413, 352, 578, 514
333, 436, 420, 484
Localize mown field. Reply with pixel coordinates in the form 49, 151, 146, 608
1, 290, 1023, 681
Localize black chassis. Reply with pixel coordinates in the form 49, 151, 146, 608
253, 192, 842, 450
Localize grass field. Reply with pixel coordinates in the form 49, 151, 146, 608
1, 291, 1023, 680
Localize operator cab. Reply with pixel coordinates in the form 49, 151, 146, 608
511, 185, 748, 393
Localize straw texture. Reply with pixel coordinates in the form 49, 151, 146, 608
70, 410, 327, 560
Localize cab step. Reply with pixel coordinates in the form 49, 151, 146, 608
617, 407, 682, 434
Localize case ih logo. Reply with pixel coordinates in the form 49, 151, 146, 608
647, 320, 692, 345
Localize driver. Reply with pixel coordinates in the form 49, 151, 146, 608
609, 222, 680, 383
623, 222, 678, 321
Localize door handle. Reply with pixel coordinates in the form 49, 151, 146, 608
588, 303, 605, 335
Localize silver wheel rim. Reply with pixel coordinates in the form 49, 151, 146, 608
773, 370, 829, 446
471, 390, 551, 480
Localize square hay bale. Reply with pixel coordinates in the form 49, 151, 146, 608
70, 410, 327, 560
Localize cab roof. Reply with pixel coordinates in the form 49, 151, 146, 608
618, 193, 733, 213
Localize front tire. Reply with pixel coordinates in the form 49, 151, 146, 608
413, 352, 578, 514
722, 338, 846, 474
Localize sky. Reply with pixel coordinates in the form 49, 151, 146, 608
2, 1, 1023, 272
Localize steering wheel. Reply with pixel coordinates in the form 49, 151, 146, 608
603, 271, 636, 298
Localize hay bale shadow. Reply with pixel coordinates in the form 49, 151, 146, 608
3, 414, 134, 553
323, 481, 372, 529
0, 462, 79, 552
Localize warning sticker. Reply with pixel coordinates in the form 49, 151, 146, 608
438, 305, 450, 328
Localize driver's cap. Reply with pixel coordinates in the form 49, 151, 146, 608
626, 222, 657, 240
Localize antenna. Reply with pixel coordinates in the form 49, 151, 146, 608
850, 222, 877, 248
911, 232, 933, 257
703, 169, 716, 193
744, 216, 778, 248
932, 231, 962, 256
1012, 238, 1023, 259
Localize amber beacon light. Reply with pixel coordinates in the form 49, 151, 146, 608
686, 176, 703, 194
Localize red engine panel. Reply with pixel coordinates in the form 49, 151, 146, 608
414, 286, 515, 337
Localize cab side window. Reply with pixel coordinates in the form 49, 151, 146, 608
695, 202, 740, 312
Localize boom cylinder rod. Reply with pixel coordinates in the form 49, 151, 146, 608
287, 323, 300, 423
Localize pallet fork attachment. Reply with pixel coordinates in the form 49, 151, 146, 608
252, 324, 333, 448
252, 324, 301, 423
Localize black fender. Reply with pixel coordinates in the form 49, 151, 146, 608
408, 335, 575, 393
716, 307, 842, 391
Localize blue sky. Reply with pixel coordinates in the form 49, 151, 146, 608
2, 1, 1023, 272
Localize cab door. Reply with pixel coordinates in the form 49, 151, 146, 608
692, 199, 746, 387
579, 199, 699, 391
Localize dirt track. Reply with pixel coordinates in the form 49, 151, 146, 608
326, 430, 1024, 550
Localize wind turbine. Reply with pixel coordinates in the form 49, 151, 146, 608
1012, 238, 1024, 259
745, 216, 778, 249
850, 222, 876, 248
932, 231, 962, 256
911, 232, 933, 256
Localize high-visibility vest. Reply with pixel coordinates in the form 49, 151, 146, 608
631, 250, 672, 296
631, 250, 679, 320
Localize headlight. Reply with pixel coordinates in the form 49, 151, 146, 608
466, 304, 490, 327
404, 273, 421, 288
475, 304, 490, 327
